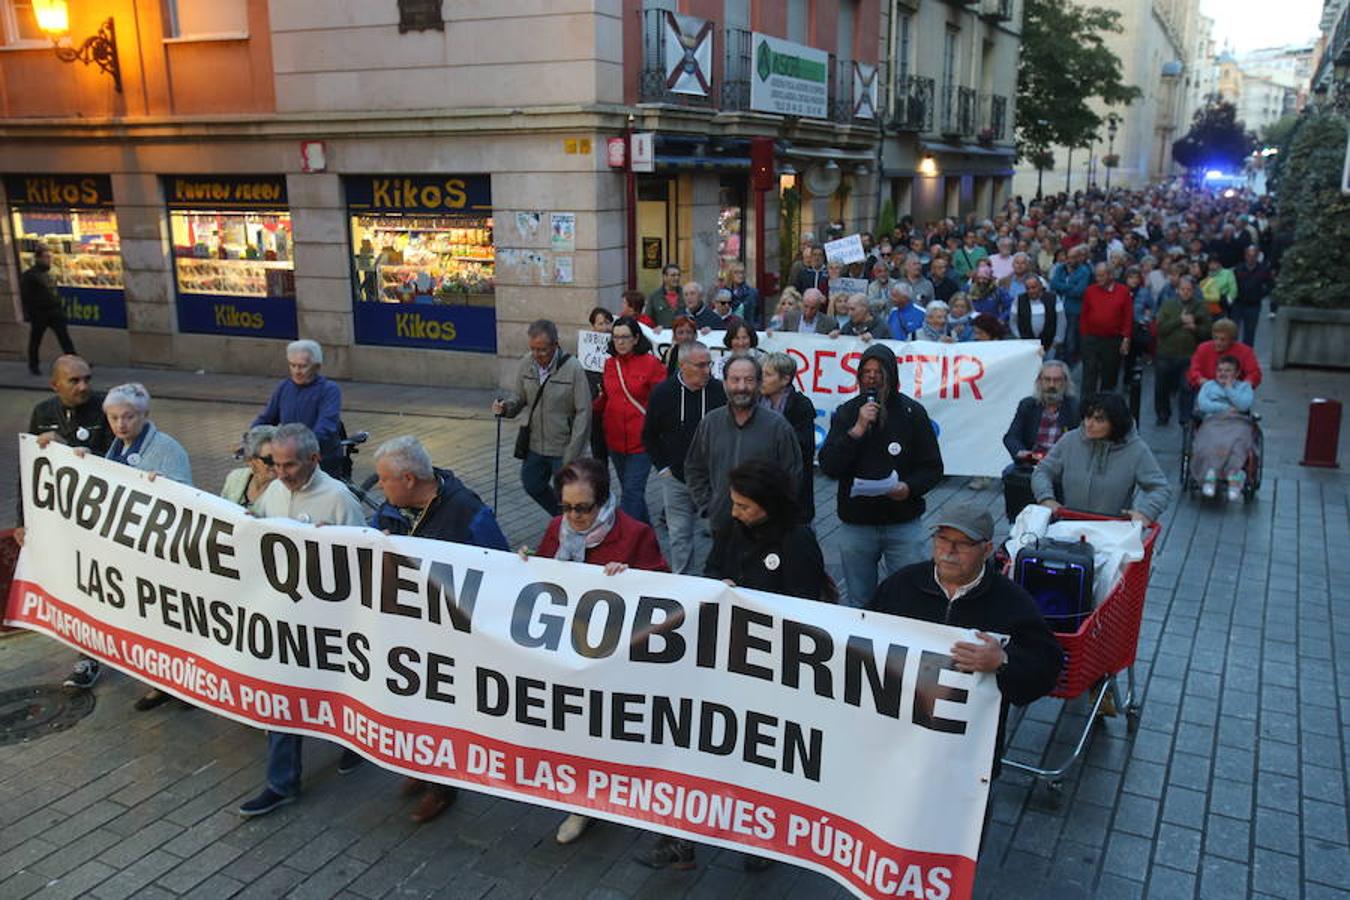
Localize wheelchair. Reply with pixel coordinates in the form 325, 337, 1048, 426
1179, 411, 1263, 502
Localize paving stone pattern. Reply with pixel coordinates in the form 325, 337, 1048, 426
0, 337, 1346, 899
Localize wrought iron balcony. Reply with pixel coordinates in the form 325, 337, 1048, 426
980, 0, 1014, 21
890, 74, 934, 131
722, 26, 753, 111
637, 7, 715, 107
978, 93, 1008, 141
957, 86, 978, 136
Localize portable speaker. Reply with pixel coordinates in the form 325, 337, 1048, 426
1014, 537, 1095, 633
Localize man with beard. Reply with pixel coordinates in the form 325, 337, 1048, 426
1000, 361, 1079, 521
684, 354, 802, 534
819, 343, 944, 607
21, 247, 76, 375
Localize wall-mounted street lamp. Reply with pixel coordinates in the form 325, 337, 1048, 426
33, 0, 122, 93
917, 154, 938, 177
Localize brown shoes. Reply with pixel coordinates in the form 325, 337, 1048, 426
410, 784, 458, 823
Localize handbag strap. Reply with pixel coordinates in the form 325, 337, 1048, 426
614, 357, 647, 416
525, 352, 568, 424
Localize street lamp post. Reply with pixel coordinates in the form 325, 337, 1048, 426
1105, 115, 1120, 191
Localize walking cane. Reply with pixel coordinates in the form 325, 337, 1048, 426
493, 412, 502, 512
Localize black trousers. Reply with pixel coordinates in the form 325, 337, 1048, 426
1153, 355, 1191, 423
28, 312, 76, 372
1080, 334, 1122, 398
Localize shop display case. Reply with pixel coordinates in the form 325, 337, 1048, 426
170, 210, 295, 299
352, 214, 494, 306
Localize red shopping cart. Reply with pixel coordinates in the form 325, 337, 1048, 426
1000, 510, 1161, 797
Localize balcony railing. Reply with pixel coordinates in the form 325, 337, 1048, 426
957, 86, 978, 137
978, 93, 1008, 141
940, 82, 957, 134
980, 0, 1014, 21
890, 74, 935, 131
722, 26, 753, 110
828, 56, 854, 123
637, 8, 715, 107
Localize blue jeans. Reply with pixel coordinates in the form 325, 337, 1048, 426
660, 473, 710, 574
521, 451, 563, 516
837, 519, 928, 608
1232, 302, 1261, 347
267, 732, 304, 797
611, 451, 652, 524
1063, 312, 1081, 366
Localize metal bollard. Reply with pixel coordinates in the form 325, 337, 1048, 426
1300, 398, 1342, 468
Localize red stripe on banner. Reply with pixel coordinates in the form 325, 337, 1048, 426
6, 579, 977, 900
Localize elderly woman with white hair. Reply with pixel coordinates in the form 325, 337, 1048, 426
221, 424, 278, 512
100, 382, 192, 710
250, 338, 344, 476
104, 382, 192, 486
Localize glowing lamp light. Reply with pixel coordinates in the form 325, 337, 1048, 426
1223, 188, 1237, 198
32, 0, 70, 35
1203, 169, 1225, 181
918, 154, 939, 177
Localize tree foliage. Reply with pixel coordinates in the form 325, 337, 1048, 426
1015, 0, 1141, 160
1171, 99, 1257, 173
1273, 112, 1350, 310
1261, 114, 1300, 147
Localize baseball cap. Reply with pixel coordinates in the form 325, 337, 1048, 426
932, 506, 994, 542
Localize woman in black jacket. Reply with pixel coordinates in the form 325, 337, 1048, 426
705, 459, 835, 602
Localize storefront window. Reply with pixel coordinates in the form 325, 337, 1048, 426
5, 174, 127, 328
346, 175, 496, 353
165, 175, 297, 339
718, 177, 745, 277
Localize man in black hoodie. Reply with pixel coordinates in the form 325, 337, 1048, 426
641, 342, 726, 573
818, 342, 944, 607
867, 505, 1061, 778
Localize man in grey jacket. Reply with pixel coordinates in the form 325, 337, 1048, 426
493, 320, 592, 515
1031, 392, 1171, 524
684, 354, 803, 533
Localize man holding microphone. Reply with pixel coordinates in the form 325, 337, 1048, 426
818, 344, 945, 607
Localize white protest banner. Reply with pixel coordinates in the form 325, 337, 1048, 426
642, 327, 1042, 476
825, 234, 866, 265
9, 438, 1000, 900
577, 329, 610, 373
832, 276, 871, 296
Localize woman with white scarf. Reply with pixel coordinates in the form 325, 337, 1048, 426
519, 457, 667, 846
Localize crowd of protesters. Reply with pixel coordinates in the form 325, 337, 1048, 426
14, 179, 1275, 872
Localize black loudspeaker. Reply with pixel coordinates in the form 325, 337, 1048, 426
1014, 537, 1095, 633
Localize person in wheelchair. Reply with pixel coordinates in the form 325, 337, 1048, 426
1032, 392, 1171, 525
250, 339, 347, 479
1001, 361, 1079, 521
1191, 355, 1255, 501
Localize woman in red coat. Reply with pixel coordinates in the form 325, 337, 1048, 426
523, 457, 668, 845
594, 315, 666, 524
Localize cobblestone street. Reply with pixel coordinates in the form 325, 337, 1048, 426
1, 347, 1348, 899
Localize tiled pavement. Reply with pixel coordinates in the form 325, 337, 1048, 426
0, 329, 1347, 899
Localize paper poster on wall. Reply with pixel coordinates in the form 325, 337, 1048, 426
554, 256, 574, 284
642, 237, 663, 269
515, 212, 541, 239
550, 213, 576, 252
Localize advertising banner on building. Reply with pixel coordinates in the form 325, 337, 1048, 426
750, 33, 830, 119
583, 328, 1043, 476
9, 438, 1001, 900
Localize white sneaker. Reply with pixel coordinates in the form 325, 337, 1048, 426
556, 813, 591, 844
1202, 480, 1217, 499
1227, 484, 1242, 502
